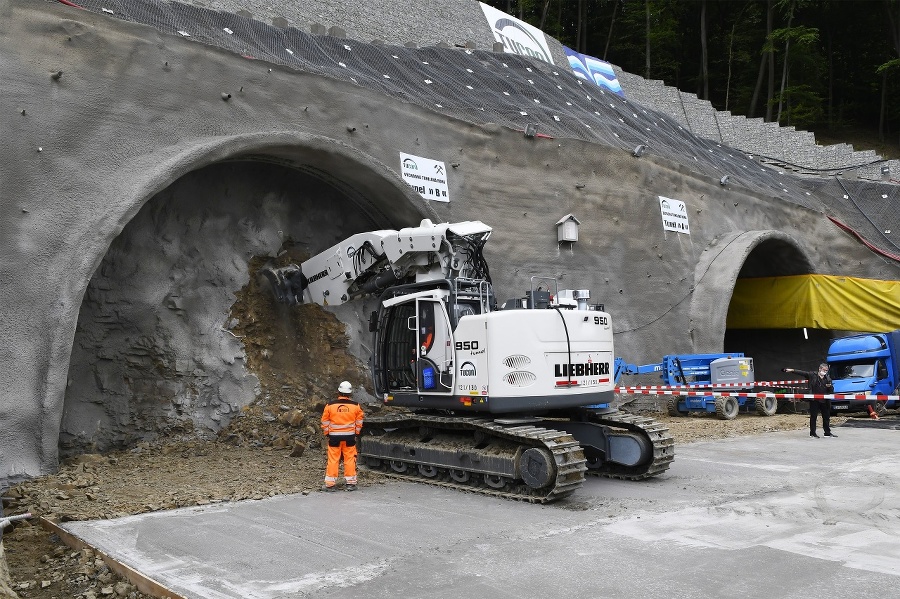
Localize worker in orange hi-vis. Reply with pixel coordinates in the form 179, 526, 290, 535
321, 381, 365, 491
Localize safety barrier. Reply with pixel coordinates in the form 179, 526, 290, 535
617, 379, 807, 391
616, 388, 898, 402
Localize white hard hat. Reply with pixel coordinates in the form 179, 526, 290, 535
338, 381, 353, 394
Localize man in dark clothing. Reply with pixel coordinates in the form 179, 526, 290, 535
783, 363, 837, 438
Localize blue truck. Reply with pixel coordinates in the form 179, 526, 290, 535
614, 353, 773, 420
826, 330, 900, 416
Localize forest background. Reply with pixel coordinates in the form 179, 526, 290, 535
485, 0, 900, 157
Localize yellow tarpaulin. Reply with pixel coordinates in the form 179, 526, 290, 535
727, 274, 900, 331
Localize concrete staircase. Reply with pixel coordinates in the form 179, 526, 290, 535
615, 68, 898, 183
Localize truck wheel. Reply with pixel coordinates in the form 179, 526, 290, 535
666, 396, 682, 416
715, 396, 739, 420
755, 395, 777, 416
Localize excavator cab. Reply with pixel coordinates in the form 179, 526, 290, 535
415, 298, 453, 393
378, 301, 417, 390
373, 289, 454, 397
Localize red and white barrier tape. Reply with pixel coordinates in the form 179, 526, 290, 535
618, 380, 807, 391
616, 389, 898, 401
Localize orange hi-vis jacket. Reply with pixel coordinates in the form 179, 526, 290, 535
321, 396, 364, 438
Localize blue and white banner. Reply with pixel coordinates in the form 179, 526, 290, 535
563, 47, 624, 97
480, 3, 554, 65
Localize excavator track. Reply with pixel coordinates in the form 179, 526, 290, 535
583, 411, 675, 480
359, 414, 588, 504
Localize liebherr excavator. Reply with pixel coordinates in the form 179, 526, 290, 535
263, 219, 673, 502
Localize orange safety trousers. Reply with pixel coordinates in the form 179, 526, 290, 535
324, 438, 357, 487
322, 396, 364, 487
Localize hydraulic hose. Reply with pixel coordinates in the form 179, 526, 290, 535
553, 307, 573, 386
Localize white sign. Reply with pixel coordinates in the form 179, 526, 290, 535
400, 153, 449, 202
659, 196, 690, 234
479, 2, 554, 65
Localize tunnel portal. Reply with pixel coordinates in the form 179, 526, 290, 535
61, 156, 418, 454
723, 237, 828, 383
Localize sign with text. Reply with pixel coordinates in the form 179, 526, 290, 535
659, 196, 690, 234
400, 153, 449, 202
479, 3, 554, 65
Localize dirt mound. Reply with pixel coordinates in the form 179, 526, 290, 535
219, 248, 372, 454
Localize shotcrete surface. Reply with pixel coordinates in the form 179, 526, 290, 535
58, 424, 900, 599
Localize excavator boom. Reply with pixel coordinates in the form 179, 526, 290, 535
262, 219, 491, 306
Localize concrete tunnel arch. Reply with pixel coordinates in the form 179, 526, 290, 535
690, 230, 814, 372
51, 131, 433, 462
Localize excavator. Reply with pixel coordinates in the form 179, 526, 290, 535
263, 219, 674, 502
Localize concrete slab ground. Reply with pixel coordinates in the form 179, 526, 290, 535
63, 425, 900, 599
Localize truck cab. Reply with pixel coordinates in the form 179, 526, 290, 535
827, 330, 900, 412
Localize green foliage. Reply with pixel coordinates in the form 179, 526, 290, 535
764, 25, 820, 52
772, 84, 824, 127
876, 58, 900, 73
480, 0, 899, 144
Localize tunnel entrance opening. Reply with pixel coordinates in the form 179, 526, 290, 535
723, 237, 827, 384
61, 157, 418, 456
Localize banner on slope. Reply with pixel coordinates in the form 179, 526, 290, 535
562, 47, 625, 97
479, 3, 554, 65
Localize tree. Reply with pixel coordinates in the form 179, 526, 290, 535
725, 1, 756, 111
699, 0, 709, 99
749, 0, 775, 119
881, 0, 900, 142
603, 0, 619, 59
538, 0, 551, 31
646, 0, 651, 77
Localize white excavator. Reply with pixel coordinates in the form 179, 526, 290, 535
263, 219, 673, 502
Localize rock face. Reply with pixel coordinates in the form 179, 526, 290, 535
61, 161, 375, 454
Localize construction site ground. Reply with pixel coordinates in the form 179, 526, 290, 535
4, 410, 899, 599
7, 407, 892, 599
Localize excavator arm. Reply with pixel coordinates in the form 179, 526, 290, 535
262, 219, 492, 307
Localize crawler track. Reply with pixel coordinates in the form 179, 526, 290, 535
582, 411, 675, 480
360, 411, 675, 502
360, 414, 587, 503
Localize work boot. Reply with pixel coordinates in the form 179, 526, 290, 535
810, 433, 820, 438
824, 432, 838, 438
345, 485, 357, 492
322, 485, 336, 492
